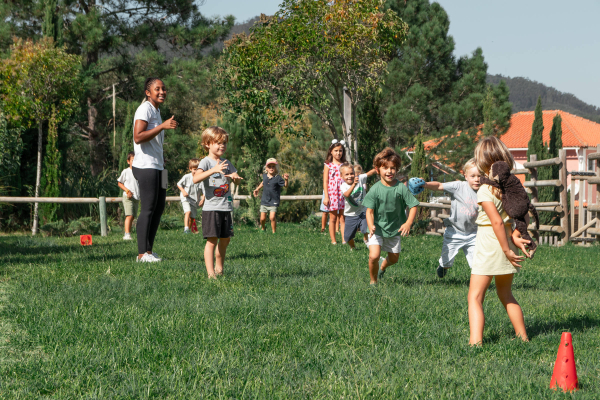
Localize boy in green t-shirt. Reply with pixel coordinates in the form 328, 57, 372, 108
363, 148, 420, 285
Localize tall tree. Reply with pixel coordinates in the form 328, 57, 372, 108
0, 38, 81, 234
383, 0, 512, 169
548, 113, 563, 223
42, 0, 62, 45
527, 96, 544, 162
409, 133, 429, 227
221, 0, 409, 164
41, 107, 61, 222
0, 112, 24, 194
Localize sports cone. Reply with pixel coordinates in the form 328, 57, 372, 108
550, 332, 578, 392
80, 235, 92, 246
191, 219, 198, 234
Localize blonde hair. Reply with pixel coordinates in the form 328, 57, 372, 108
462, 158, 477, 175
188, 158, 200, 169
354, 164, 363, 174
201, 126, 229, 150
339, 162, 354, 174
474, 136, 514, 176
263, 158, 280, 175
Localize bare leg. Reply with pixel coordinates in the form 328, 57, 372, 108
379, 253, 399, 272
338, 212, 346, 243
124, 215, 133, 234
321, 212, 328, 233
184, 211, 191, 229
215, 237, 230, 276
495, 274, 528, 341
329, 212, 338, 244
468, 274, 493, 345
204, 237, 218, 279
368, 245, 382, 284
260, 212, 267, 231
348, 239, 355, 249
270, 211, 277, 233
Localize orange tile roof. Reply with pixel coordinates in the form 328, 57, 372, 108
419, 110, 600, 151
501, 110, 600, 149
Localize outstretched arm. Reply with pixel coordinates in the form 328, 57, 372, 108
365, 168, 377, 177
253, 182, 264, 197
422, 181, 444, 191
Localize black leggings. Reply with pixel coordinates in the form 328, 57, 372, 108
132, 167, 166, 254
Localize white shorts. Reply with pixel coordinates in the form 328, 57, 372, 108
439, 226, 477, 269
182, 200, 198, 219
368, 233, 401, 254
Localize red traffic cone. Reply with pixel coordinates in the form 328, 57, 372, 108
191, 219, 198, 234
550, 332, 578, 392
80, 234, 93, 246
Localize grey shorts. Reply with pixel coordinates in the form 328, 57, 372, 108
122, 195, 139, 216
202, 211, 234, 239
182, 200, 198, 219
344, 212, 368, 242
260, 205, 278, 213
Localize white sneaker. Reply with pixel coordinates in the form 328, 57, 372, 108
123, 233, 132, 240
136, 253, 160, 263
151, 252, 163, 261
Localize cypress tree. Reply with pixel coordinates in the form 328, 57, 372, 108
410, 133, 429, 227
118, 103, 134, 172
549, 113, 563, 197
42, 0, 63, 45
527, 96, 544, 162
41, 107, 61, 222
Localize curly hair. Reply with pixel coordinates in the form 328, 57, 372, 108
373, 147, 402, 170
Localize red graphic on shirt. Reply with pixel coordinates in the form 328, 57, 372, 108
213, 184, 229, 197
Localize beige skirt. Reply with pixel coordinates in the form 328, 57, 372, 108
471, 225, 520, 276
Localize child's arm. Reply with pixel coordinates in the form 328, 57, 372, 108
365, 168, 377, 177
253, 182, 264, 197
224, 172, 243, 185
323, 165, 330, 206
343, 177, 358, 198
366, 208, 376, 237
193, 159, 229, 184
398, 206, 418, 237
511, 213, 532, 258
198, 195, 205, 208
481, 201, 525, 267
177, 184, 188, 198
422, 181, 445, 191
118, 182, 133, 199
283, 173, 289, 188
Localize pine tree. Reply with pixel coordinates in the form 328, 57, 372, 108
41, 107, 61, 222
482, 86, 495, 137
527, 96, 544, 162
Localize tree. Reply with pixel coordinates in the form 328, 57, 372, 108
42, 0, 62, 45
409, 132, 429, 228
221, 0, 409, 163
383, 0, 512, 169
0, 112, 24, 194
548, 113, 563, 199
0, 38, 81, 234
527, 96, 544, 162
41, 107, 61, 222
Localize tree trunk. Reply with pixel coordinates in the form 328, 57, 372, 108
352, 103, 358, 165
32, 119, 43, 235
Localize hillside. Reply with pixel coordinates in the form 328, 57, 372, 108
487, 74, 600, 122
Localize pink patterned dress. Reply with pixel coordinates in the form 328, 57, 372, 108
324, 162, 344, 211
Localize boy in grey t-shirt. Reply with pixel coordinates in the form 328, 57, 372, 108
193, 126, 242, 279
417, 158, 481, 278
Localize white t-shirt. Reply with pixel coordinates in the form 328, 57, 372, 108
341, 173, 368, 216
117, 168, 140, 200
177, 173, 203, 203
132, 101, 164, 170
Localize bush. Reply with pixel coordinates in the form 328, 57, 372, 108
159, 215, 184, 230
299, 213, 322, 231
40, 217, 101, 237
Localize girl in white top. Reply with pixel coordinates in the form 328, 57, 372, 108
132, 77, 178, 262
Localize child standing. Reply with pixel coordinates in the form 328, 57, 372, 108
117, 151, 140, 241
340, 163, 377, 249
469, 136, 531, 346
193, 126, 242, 279
252, 158, 289, 233
177, 158, 205, 234
417, 158, 481, 278
363, 148, 420, 285
323, 139, 346, 244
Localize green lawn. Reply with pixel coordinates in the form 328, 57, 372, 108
1, 225, 599, 398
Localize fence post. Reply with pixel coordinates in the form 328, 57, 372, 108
528, 155, 540, 244
596, 144, 600, 232
559, 149, 569, 243
99, 196, 107, 237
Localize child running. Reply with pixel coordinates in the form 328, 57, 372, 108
363, 148, 420, 285
117, 151, 140, 241
417, 158, 481, 277
193, 126, 243, 279
252, 158, 289, 233
177, 158, 205, 234
469, 136, 531, 346
340, 163, 377, 249
323, 139, 346, 244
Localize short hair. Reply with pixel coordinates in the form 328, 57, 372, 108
201, 126, 229, 149
127, 151, 135, 161
463, 158, 477, 174
354, 164, 363, 174
189, 158, 200, 169
373, 147, 402, 170
339, 162, 354, 174
474, 136, 514, 176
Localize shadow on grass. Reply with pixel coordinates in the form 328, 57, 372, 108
0, 242, 80, 256
527, 314, 600, 339
228, 251, 270, 261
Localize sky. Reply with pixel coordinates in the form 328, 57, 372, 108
199, 0, 600, 108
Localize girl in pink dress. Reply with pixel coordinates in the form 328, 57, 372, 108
323, 139, 346, 244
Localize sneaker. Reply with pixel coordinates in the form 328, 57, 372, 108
123, 233, 132, 240
437, 265, 448, 278
184, 229, 190, 234
136, 253, 160, 263
151, 252, 163, 261
377, 257, 386, 280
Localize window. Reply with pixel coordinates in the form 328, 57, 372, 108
588, 158, 596, 172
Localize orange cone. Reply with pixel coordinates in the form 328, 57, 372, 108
550, 332, 578, 392
80, 235, 92, 246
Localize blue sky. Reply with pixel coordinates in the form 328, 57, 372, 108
199, 0, 600, 108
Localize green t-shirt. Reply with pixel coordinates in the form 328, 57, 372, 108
362, 180, 420, 238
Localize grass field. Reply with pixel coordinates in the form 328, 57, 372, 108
1, 224, 599, 398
